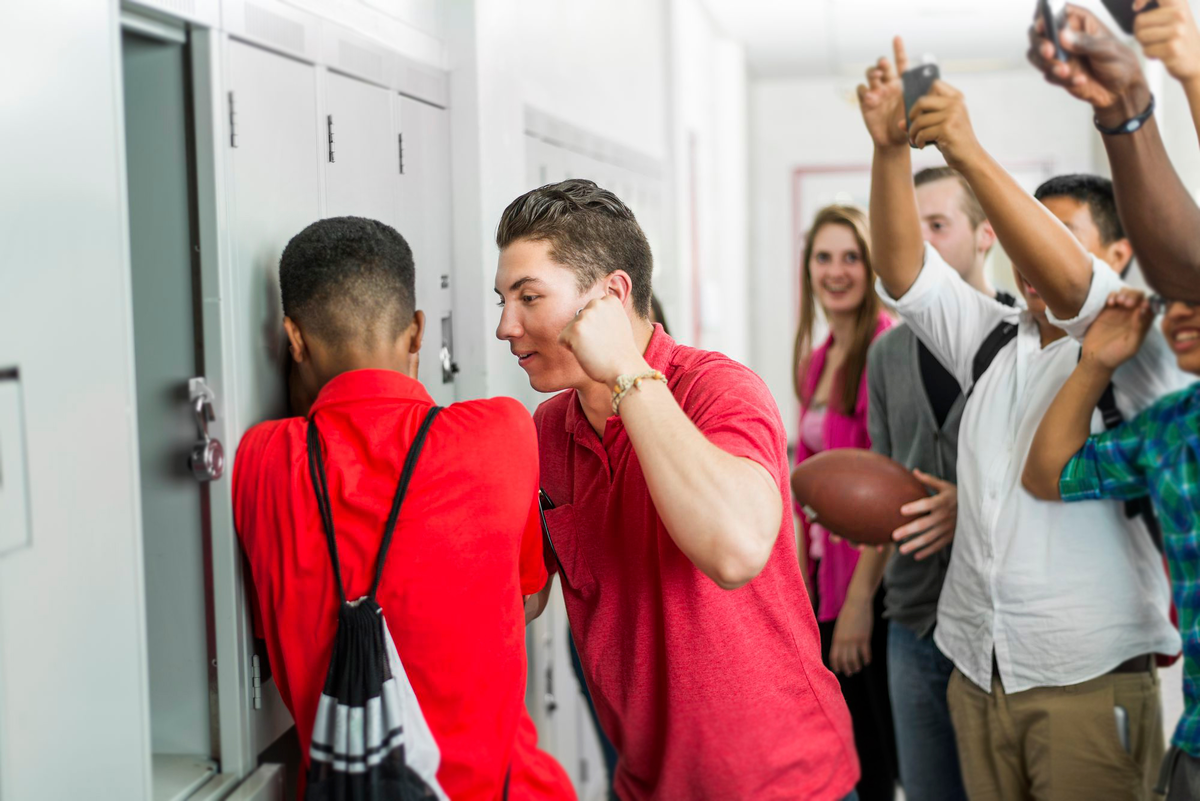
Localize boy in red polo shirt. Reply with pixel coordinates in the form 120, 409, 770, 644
493, 182, 859, 800
233, 216, 574, 801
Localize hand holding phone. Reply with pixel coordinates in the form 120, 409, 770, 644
1133, 0, 1200, 85
1104, 0, 1160, 34
902, 62, 940, 149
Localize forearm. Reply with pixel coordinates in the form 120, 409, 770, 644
1102, 85, 1200, 298
618, 380, 782, 589
956, 151, 1091, 317
870, 144, 924, 298
1023, 359, 1112, 499
524, 576, 553, 624
843, 545, 892, 606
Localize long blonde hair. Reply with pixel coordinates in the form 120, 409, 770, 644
793, 204, 883, 417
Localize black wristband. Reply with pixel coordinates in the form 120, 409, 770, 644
1094, 93, 1156, 136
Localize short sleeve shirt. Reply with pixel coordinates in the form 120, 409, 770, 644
534, 325, 859, 801
232, 369, 573, 800
1061, 383, 1200, 757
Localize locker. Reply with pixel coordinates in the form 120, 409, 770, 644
395, 95, 456, 407
224, 37, 324, 756
323, 71, 396, 223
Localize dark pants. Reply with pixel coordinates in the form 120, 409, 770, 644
819, 588, 898, 801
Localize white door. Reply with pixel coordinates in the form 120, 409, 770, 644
324, 72, 396, 224
225, 37, 323, 756
395, 96, 456, 407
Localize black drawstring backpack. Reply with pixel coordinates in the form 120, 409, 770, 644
304, 406, 448, 801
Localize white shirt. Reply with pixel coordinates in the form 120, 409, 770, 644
879, 244, 1185, 693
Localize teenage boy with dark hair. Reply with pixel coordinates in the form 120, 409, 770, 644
1024, 289, 1200, 798
841, 166, 1008, 801
1034, 174, 1134, 278
858, 38, 1185, 798
233, 216, 574, 801
494, 179, 859, 800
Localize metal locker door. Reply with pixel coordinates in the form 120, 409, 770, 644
324, 72, 395, 223
225, 38, 323, 755
395, 95, 456, 407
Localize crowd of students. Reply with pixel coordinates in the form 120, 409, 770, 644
227, 1, 1200, 800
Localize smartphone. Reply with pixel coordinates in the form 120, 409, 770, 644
538, 488, 569, 587
902, 62, 941, 123
1114, 705, 1131, 753
1039, 0, 1068, 63
1102, 0, 1160, 35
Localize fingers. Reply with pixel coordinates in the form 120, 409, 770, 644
899, 490, 950, 519
909, 112, 950, 149
1107, 289, 1146, 308
894, 36, 909, 74
912, 528, 956, 561
893, 507, 952, 541
912, 468, 953, 492
898, 522, 954, 558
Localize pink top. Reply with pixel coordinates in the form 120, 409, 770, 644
794, 312, 893, 622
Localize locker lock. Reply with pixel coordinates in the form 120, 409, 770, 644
188, 377, 224, 482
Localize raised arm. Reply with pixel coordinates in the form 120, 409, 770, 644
907, 83, 1092, 319
1028, 3, 1200, 300
859, 38, 925, 299
560, 296, 783, 591
1023, 289, 1154, 499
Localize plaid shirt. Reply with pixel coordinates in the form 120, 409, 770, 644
1061, 382, 1200, 757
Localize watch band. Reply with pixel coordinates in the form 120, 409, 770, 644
1094, 93, 1155, 136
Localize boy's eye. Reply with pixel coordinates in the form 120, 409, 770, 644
522, 295, 539, 303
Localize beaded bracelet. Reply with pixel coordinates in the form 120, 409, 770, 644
611, 370, 667, 415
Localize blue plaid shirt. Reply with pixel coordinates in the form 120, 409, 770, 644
1061, 382, 1200, 756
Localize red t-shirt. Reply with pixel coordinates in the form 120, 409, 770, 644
233, 369, 575, 801
534, 326, 859, 801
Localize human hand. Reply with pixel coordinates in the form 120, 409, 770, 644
557, 294, 649, 386
830, 594, 874, 676
1027, 3, 1150, 121
856, 36, 911, 149
892, 469, 957, 560
1135, 0, 1200, 85
906, 82, 984, 172
1082, 289, 1154, 371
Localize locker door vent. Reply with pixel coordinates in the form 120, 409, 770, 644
338, 40, 385, 86
245, 2, 306, 55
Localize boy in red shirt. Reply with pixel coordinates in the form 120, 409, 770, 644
233, 216, 574, 800
494, 181, 859, 800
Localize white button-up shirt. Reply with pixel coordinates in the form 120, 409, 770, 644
879, 244, 1185, 693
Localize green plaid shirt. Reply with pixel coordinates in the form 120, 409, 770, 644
1061, 382, 1200, 757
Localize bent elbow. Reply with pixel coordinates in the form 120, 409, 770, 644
709, 532, 775, 591
1021, 463, 1061, 502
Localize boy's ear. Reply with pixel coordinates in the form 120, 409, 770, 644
1108, 238, 1135, 277
283, 316, 307, 362
602, 270, 636, 308
408, 310, 425, 355
976, 220, 997, 254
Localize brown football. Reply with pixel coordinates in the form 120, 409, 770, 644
790, 449, 929, 546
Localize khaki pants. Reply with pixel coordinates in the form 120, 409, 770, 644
947, 667, 1164, 800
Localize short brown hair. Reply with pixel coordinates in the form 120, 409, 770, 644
914, 166, 987, 229
496, 179, 653, 317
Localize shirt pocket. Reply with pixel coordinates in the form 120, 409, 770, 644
542, 504, 596, 595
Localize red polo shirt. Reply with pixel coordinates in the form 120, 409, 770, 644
534, 326, 859, 801
233, 369, 574, 801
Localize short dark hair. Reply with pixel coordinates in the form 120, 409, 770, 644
279, 216, 415, 349
495, 179, 653, 317
1034, 174, 1125, 245
914, 166, 987, 229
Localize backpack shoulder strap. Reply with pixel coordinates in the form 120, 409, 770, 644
969, 320, 1019, 397
369, 406, 442, 599
1092, 382, 1165, 552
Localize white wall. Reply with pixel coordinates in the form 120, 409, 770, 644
0, 1, 152, 799
668, 0, 751, 363
446, 0, 752, 409
750, 70, 1096, 438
